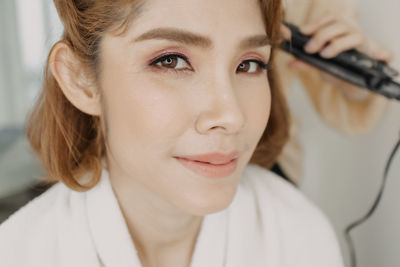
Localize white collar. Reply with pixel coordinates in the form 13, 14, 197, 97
85, 167, 279, 267
86, 169, 230, 267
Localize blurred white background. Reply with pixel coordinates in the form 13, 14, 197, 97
0, 0, 399, 266
0, 0, 61, 127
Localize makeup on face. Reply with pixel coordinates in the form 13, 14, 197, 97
173, 151, 239, 179
100, 0, 272, 216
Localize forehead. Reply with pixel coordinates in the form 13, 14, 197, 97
129, 0, 266, 39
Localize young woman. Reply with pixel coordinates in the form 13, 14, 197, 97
0, 0, 344, 266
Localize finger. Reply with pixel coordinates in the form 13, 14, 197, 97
280, 24, 292, 40
304, 22, 350, 53
319, 33, 364, 58
300, 15, 335, 35
371, 47, 393, 62
362, 41, 394, 62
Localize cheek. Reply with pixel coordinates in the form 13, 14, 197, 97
100, 71, 193, 161
98, 37, 192, 151
238, 79, 271, 140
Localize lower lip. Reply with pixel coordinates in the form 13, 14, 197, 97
175, 157, 238, 178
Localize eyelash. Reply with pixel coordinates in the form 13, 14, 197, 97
149, 53, 270, 74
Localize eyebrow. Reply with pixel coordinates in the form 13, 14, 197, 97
133, 28, 272, 49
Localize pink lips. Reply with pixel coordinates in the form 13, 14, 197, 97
174, 151, 239, 178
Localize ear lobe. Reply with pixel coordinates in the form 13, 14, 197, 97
49, 41, 102, 116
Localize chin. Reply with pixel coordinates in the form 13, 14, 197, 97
179, 184, 239, 216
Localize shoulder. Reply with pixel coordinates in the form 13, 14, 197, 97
242, 164, 317, 212
240, 164, 344, 266
241, 164, 335, 232
0, 182, 64, 229
0, 182, 72, 265
0, 182, 70, 221
242, 164, 325, 214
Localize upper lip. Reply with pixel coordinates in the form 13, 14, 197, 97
175, 151, 239, 165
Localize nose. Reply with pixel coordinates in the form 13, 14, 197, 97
195, 75, 246, 135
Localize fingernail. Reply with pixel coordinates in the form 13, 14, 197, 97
305, 41, 317, 53
373, 50, 389, 60
320, 47, 334, 58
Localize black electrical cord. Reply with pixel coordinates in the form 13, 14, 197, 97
344, 132, 400, 267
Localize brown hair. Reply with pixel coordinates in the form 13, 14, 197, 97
26, 0, 289, 191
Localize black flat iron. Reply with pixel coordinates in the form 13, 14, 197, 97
280, 22, 400, 100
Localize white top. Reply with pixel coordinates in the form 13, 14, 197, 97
0, 164, 344, 267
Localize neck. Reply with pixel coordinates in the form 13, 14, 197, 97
108, 165, 203, 267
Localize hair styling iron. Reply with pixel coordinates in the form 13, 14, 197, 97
280, 22, 400, 100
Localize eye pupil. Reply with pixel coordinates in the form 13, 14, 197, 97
239, 62, 250, 72
162, 56, 177, 67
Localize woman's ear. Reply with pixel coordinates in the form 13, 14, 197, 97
49, 41, 101, 116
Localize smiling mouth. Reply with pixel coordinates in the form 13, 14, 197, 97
175, 153, 238, 178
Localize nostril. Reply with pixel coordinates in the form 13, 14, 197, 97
194, 96, 246, 135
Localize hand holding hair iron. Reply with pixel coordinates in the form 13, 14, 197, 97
280, 22, 400, 100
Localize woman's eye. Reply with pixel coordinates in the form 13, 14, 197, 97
150, 55, 267, 74
151, 54, 191, 71
237, 60, 268, 74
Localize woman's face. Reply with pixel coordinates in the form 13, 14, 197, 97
99, 0, 272, 215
